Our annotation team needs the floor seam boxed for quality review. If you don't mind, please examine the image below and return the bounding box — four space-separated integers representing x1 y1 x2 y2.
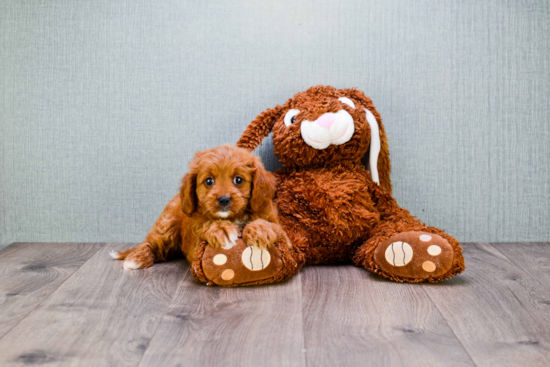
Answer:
135 268 191 367
486 243 547 286
299 272 308 367
421 283 479 367
0 243 104 344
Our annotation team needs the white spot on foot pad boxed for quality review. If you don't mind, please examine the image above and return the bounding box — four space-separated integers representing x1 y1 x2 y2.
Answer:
427 245 442 256
221 269 234 280
422 261 436 272
123 261 140 270
213 254 227 265
242 246 271 271
419 234 432 242
385 242 413 267
109 250 121 259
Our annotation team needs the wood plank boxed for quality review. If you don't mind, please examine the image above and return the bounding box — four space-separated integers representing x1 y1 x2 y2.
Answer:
0 242 102 340
426 243 550 367
495 243 550 288
139 272 306 367
301 265 474 367
0 243 187 367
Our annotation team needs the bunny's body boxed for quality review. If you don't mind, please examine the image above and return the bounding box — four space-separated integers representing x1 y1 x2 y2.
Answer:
237 85 465 283
275 163 379 264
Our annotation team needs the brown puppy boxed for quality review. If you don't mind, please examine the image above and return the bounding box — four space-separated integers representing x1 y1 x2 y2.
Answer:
111 144 286 270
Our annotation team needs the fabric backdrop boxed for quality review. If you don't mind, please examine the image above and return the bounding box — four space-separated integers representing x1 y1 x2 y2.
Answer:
1 0 549 249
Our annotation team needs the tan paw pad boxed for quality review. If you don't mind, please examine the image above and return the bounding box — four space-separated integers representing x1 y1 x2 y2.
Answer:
422 261 436 272
384 242 413 267
221 269 235 280
242 246 271 271
427 245 442 256
213 254 227 265
419 234 432 242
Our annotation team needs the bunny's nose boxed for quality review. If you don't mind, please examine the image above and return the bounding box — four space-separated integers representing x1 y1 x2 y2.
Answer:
316 113 336 129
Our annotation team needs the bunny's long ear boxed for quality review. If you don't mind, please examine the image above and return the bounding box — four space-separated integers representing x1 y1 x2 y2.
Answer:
377 120 392 194
365 108 392 194
347 89 392 193
237 105 284 151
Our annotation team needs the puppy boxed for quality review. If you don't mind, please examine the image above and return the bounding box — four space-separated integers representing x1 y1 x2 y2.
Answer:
111 144 287 270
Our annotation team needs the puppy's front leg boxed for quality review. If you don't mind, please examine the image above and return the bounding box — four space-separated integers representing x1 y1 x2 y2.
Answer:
200 221 240 249
243 219 287 250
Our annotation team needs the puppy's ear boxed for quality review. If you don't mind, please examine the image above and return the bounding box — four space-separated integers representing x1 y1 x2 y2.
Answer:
180 172 198 217
237 105 284 151
249 156 277 215
180 151 206 216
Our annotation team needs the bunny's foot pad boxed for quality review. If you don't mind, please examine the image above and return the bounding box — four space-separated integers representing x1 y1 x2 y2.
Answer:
191 238 305 287
373 231 455 282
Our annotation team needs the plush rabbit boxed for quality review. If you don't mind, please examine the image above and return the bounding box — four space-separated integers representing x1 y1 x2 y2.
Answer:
234 85 465 283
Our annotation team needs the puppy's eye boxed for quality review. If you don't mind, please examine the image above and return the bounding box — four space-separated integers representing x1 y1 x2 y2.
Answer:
233 176 244 185
284 109 300 127
204 177 214 187
338 97 355 108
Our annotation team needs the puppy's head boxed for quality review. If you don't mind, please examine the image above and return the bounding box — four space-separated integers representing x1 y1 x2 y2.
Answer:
180 145 275 220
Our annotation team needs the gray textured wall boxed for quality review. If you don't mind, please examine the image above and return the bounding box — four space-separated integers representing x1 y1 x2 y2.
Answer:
1 0 549 249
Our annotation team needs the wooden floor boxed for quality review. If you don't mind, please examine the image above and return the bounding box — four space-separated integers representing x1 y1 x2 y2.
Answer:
0 243 549 366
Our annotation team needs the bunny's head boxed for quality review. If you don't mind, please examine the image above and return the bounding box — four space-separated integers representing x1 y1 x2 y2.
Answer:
237 85 392 193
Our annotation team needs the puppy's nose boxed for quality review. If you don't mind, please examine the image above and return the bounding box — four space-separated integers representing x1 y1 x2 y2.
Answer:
218 196 231 207
316 113 336 129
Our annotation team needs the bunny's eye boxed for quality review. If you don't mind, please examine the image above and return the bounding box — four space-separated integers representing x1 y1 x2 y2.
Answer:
338 97 355 109
284 109 300 127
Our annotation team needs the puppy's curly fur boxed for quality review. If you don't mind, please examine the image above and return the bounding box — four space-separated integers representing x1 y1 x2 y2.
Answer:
111 145 287 270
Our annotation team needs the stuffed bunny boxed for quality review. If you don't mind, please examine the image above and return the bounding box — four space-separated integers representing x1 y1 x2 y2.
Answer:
235 85 465 283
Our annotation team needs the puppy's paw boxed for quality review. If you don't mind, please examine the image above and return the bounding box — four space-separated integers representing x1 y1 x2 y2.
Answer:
121 244 155 270
243 219 280 250
203 221 239 249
